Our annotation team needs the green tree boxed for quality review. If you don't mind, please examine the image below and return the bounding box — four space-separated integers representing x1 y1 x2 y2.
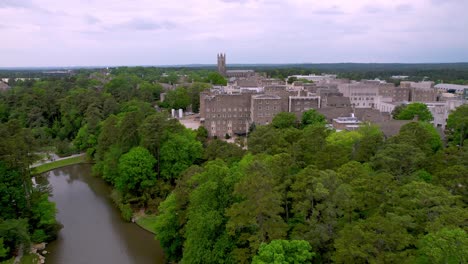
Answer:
0 218 30 258
289 167 349 260
416 228 468 264
391 122 442 154
353 124 384 162
159 131 203 181
205 72 227 85
226 158 288 263
446 104 468 146
371 143 426 179
0 237 8 259
394 103 433 122
116 147 157 198
333 214 414 263
301 109 326 127
203 139 245 165
272 112 297 129
252 240 315 264
163 87 191 110
154 193 182 262
182 161 238 263
433 165 468 202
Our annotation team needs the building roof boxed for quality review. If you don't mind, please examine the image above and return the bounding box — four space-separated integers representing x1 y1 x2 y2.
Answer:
435 83 468 91
374 120 412 138
252 94 281 100
227 70 255 73
0 82 10 91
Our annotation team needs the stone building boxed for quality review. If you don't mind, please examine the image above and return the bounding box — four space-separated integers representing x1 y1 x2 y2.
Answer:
217 53 255 78
217 53 227 76
200 93 252 137
251 94 283 125
289 96 320 118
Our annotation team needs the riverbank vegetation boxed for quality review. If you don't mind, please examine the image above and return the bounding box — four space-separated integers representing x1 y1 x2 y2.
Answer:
31 155 88 175
1 67 468 263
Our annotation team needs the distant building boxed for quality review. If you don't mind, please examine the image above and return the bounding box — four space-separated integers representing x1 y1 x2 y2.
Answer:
217 53 255 78
332 114 361 131
288 74 337 82
217 53 227 76
0 81 10 91
435 83 468 94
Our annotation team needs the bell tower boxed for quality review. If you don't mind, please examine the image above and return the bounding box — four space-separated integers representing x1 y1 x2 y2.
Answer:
217 53 227 76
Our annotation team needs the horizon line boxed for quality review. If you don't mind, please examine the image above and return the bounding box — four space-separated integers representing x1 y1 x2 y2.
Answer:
1 61 468 69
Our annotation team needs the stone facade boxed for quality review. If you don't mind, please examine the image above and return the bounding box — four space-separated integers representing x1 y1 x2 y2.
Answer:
201 93 252 137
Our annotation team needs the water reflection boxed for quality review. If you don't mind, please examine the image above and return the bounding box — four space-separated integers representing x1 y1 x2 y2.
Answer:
45 164 164 264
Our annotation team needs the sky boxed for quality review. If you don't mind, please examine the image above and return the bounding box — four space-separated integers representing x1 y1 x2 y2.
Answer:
1 0 468 67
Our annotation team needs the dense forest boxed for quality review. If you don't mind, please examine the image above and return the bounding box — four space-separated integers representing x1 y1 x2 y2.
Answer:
0 67 467 263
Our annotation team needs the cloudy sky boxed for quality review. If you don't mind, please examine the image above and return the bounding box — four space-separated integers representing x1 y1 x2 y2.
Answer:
1 0 467 66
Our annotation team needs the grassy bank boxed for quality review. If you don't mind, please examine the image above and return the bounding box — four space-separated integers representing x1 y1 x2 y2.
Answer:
136 214 158 234
32 155 88 175
0 254 39 264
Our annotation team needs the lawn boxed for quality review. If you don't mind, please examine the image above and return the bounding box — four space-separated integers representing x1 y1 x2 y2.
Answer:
0 253 39 264
32 155 88 175
20 254 39 264
136 214 158 234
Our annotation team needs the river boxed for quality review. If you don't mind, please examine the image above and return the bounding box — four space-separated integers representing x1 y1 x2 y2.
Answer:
36 164 165 264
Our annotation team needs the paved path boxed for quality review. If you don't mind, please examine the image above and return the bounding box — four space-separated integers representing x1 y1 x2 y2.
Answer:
30 153 86 168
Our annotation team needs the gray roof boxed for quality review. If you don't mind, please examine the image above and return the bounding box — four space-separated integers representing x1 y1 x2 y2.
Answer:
0 82 10 91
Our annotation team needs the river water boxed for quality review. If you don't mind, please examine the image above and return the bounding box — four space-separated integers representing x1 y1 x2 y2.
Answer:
37 164 165 264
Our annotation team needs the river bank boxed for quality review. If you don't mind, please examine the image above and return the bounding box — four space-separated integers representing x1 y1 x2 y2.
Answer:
42 164 164 263
31 154 87 175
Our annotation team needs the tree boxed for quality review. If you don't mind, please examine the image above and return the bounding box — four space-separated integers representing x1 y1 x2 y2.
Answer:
116 147 157 198
182 161 237 263
0 237 8 259
433 165 468 203
163 87 191 110
205 72 227 85
0 163 27 220
394 103 433 122
252 240 315 264
371 143 426 179
203 139 245 165
226 158 288 263
416 228 468 264
333 214 414 263
353 124 384 162
272 112 297 129
391 122 442 154
159 131 203 181
0 218 30 258
446 104 468 146
154 193 182 262
301 109 326 127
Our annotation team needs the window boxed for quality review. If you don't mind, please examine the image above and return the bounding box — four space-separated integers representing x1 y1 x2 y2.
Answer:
266 101 270 104
258 106 262 110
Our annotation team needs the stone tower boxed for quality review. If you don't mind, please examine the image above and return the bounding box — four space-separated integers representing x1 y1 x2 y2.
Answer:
217 53 227 76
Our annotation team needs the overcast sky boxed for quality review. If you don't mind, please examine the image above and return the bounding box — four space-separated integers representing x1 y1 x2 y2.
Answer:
1 0 467 67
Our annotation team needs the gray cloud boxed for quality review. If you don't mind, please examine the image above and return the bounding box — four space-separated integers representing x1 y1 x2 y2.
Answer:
84 15 101 25
0 0 32 8
312 5 345 15
1 0 468 66
395 4 413 12
362 5 384 14
111 18 176 31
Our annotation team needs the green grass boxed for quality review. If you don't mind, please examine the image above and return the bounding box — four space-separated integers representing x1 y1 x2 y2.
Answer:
0 258 14 264
136 214 158 234
0 253 38 264
32 155 87 175
19 254 39 264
